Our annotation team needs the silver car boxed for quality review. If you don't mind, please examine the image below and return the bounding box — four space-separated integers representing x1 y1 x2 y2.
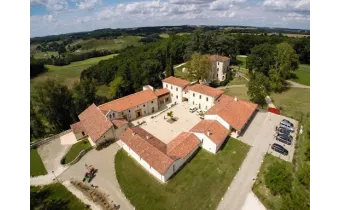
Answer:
280 123 294 132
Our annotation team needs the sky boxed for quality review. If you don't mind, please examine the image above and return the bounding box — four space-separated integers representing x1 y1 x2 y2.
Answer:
30 0 310 37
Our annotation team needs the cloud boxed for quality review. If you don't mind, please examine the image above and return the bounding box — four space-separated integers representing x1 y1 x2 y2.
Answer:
30 0 68 11
169 0 215 4
76 0 101 10
209 0 245 11
263 0 310 13
229 11 236 17
282 12 310 22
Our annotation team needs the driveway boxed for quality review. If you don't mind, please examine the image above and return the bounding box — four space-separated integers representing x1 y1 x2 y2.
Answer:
60 132 78 145
217 111 298 210
58 143 134 210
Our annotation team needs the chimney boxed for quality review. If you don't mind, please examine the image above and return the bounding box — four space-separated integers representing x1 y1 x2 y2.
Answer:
146 135 150 139
132 132 136 136
234 97 238 102
207 130 211 136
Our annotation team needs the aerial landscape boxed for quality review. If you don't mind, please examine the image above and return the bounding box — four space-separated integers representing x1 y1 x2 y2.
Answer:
30 0 310 210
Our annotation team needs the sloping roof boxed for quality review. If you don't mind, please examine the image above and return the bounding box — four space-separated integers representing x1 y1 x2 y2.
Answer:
98 90 158 112
187 84 224 99
167 132 200 159
190 120 230 145
120 127 173 175
111 118 128 129
78 104 113 142
205 95 258 131
70 122 85 134
209 55 230 62
162 76 191 88
131 127 167 153
154 88 170 97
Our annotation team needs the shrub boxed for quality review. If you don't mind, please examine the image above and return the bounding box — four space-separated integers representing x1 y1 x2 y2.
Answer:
264 161 293 195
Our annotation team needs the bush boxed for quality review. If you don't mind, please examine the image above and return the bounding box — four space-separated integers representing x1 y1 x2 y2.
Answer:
264 161 293 195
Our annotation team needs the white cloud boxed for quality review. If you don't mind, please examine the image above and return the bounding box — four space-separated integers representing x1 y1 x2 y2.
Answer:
229 11 236 17
209 0 245 11
263 0 310 12
170 0 215 4
76 0 101 10
282 12 310 22
30 0 68 11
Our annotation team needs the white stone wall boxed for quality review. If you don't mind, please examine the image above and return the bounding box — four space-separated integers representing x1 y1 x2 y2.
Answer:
162 82 184 104
95 127 116 145
192 132 218 154
74 132 86 140
210 60 230 82
188 91 215 111
117 99 159 121
204 115 231 130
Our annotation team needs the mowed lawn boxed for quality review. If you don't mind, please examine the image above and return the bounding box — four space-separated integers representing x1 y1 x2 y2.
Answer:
31 183 85 209
30 149 47 177
224 87 250 101
64 139 92 164
115 138 250 210
291 64 310 86
228 76 248 86
30 54 118 92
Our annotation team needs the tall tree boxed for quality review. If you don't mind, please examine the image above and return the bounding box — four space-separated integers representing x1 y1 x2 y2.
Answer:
247 43 276 76
274 42 299 79
247 72 270 106
72 78 96 115
109 76 124 99
269 68 284 92
30 101 45 140
32 79 75 132
186 53 210 82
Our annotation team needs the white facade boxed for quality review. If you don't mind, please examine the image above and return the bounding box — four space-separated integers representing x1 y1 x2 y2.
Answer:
210 59 230 82
162 82 185 104
204 115 231 130
89 124 128 146
188 91 215 111
192 132 219 153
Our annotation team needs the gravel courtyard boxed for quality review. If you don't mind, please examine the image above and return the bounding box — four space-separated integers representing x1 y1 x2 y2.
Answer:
140 101 201 143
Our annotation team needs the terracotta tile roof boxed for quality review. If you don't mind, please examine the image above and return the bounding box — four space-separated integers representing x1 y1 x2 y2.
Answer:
209 55 230 62
154 88 170 97
70 122 85 134
167 132 200 159
78 104 113 142
187 84 224 99
120 127 173 175
162 76 191 88
98 90 158 112
111 118 128 128
205 95 258 131
190 120 230 145
131 127 167 153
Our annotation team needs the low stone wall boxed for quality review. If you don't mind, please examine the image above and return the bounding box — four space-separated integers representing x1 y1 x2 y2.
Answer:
30 129 71 149
61 147 93 166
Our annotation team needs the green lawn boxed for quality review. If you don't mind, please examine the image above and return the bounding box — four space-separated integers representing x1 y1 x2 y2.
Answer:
33 51 58 59
291 64 310 86
96 85 112 99
30 54 118 93
236 55 247 69
174 67 189 80
224 86 250 101
30 149 47 177
115 138 250 210
159 33 170 38
228 76 248 86
64 139 92 164
270 88 310 119
31 183 86 209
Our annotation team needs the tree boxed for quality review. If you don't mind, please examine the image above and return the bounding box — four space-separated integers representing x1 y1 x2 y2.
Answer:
264 161 293 196
269 68 284 92
32 79 75 133
247 72 270 106
186 53 210 82
72 78 96 115
109 76 124 99
274 42 299 79
247 43 276 76
30 101 45 140
167 111 174 119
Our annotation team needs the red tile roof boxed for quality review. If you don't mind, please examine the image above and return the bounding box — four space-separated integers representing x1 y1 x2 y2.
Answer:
187 84 224 99
111 118 128 128
154 88 170 97
120 127 173 175
78 104 113 143
162 76 191 88
98 90 158 112
130 127 167 153
70 122 85 134
167 132 200 159
209 55 230 62
205 95 258 131
190 120 230 145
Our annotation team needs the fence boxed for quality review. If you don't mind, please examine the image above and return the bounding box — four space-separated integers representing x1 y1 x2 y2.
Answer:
30 129 72 148
268 107 281 115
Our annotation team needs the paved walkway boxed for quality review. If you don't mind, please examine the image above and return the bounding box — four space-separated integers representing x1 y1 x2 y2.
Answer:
265 96 276 108
173 62 186 69
286 80 310 88
241 192 266 210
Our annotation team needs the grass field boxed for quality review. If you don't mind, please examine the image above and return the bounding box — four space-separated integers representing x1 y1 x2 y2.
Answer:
291 64 310 86
30 149 47 177
115 138 250 210
64 139 92 164
31 183 85 209
224 87 250 101
33 51 58 59
270 88 310 119
236 55 247 69
30 54 118 93
159 33 170 38
228 76 248 86
96 85 112 98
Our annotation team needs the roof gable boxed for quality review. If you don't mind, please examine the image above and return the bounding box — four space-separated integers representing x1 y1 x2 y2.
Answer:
190 120 230 145
188 84 224 99
167 132 200 159
162 76 191 88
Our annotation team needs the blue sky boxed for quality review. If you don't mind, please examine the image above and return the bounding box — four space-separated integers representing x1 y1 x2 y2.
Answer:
30 0 310 37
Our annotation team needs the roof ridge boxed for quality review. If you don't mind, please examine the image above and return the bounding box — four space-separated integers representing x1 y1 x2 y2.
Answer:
166 132 192 153
98 89 153 108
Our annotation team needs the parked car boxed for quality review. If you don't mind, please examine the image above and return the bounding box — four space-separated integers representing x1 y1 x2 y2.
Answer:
271 143 289 155
277 131 293 141
277 127 292 135
279 123 294 132
189 107 197 113
276 134 292 145
280 120 294 129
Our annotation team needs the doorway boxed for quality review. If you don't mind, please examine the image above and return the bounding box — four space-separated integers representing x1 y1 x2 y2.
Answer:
135 109 142 118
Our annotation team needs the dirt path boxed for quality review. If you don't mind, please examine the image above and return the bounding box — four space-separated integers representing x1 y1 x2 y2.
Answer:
286 80 310 88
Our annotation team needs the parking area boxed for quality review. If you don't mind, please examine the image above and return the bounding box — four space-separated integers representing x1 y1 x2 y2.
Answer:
138 101 201 144
238 110 298 162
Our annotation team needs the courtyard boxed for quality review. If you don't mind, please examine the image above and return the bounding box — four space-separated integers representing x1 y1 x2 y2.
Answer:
138 101 201 144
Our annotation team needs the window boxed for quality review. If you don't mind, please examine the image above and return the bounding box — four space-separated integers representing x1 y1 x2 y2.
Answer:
217 67 219 71
206 97 208 102
199 95 201 99
173 165 176 172
193 101 194 105
193 93 195 97
176 88 178 91
205 106 207 110
82 132 85 136
222 75 225 80
151 101 154 104
143 104 145 107
176 95 178 99
129 110 131 113
152 107 155 113
166 84 168 88
171 93 173 97
217 74 218 77
171 86 173 90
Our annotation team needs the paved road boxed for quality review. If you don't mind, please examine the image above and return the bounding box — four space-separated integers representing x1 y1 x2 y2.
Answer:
286 80 310 89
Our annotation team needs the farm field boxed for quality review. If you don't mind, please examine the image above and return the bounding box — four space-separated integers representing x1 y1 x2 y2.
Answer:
291 64 310 86
115 138 250 210
30 54 118 93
